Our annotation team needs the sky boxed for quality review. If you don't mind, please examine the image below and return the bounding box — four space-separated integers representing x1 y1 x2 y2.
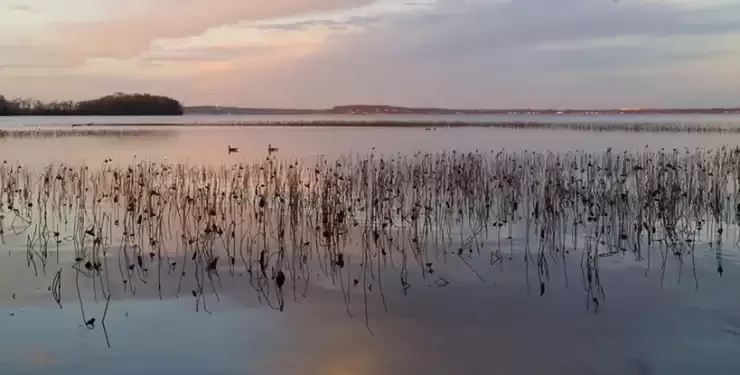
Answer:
1 0 740 109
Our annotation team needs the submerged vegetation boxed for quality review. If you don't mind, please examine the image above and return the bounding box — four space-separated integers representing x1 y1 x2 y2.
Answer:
0 93 183 116
0 127 176 139
60 120 740 133
1 147 739 330
250 120 740 132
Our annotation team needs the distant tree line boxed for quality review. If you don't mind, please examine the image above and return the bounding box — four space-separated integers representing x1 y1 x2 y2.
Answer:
0 93 183 116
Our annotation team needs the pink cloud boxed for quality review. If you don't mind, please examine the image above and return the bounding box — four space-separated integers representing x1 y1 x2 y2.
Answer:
51 0 373 58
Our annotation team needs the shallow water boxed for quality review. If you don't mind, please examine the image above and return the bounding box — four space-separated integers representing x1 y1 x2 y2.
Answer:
2 253 739 375
1 119 740 374
3 123 740 169
3 113 740 128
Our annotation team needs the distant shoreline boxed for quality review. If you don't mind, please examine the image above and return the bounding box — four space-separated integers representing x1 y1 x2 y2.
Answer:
4 93 738 116
3 107 740 117
183 104 740 116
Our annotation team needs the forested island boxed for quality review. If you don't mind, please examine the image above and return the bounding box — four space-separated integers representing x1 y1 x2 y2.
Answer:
0 93 183 116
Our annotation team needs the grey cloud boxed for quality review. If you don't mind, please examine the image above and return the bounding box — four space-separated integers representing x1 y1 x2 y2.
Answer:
195 0 740 108
350 0 740 62
5 0 740 109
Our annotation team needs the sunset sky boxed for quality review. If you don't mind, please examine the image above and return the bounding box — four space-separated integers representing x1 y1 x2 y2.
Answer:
1 0 739 108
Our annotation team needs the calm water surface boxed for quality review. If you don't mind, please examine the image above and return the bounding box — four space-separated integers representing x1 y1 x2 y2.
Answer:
2 113 740 127
3 118 740 167
1 116 739 375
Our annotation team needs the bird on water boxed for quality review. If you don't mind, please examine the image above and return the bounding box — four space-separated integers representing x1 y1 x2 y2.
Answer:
228 145 238 154
268 144 279 154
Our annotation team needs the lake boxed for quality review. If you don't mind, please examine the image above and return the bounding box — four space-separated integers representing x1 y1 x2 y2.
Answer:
1 114 739 375
2 113 740 126
3 114 740 167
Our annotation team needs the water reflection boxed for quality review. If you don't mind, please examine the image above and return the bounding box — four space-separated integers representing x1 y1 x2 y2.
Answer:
3 113 740 128
2 246 740 374
2 127 740 374
3 126 740 168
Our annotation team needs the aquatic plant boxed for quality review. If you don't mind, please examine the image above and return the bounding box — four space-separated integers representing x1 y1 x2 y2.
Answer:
8 120 740 133
2 147 740 331
71 120 740 133
0 127 174 139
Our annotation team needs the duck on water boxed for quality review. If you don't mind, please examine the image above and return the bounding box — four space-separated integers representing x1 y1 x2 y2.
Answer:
228 145 277 155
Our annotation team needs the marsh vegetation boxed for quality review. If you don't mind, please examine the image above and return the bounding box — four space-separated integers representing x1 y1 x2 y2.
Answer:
1 145 739 334
0 127 175 139
17 120 740 132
